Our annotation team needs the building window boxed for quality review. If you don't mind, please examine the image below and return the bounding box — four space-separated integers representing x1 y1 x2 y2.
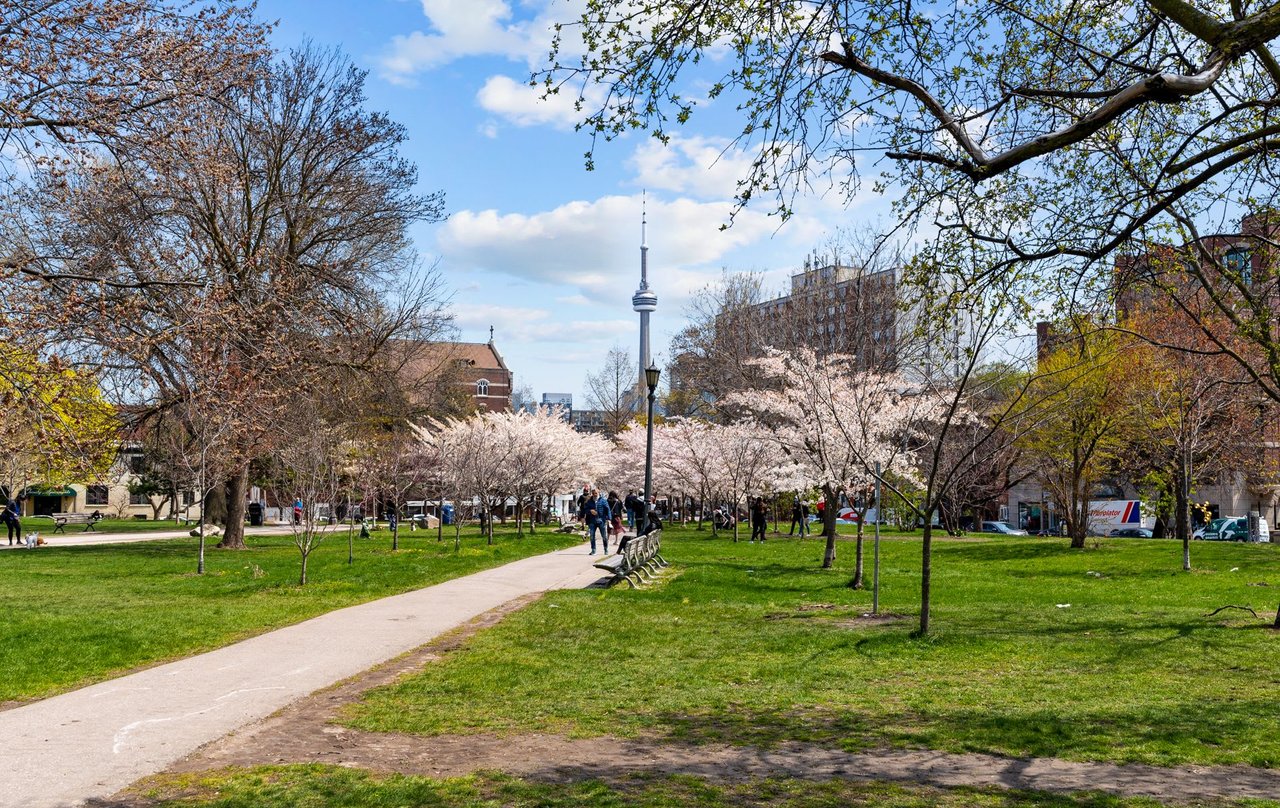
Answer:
129 491 148 506
1224 248 1252 284
476 379 490 396
86 485 109 506
125 453 146 474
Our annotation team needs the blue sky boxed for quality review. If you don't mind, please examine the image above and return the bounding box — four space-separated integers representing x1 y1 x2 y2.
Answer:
258 0 895 402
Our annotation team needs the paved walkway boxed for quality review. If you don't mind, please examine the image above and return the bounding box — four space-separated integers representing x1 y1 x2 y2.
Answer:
0 523 309 550
0 545 603 808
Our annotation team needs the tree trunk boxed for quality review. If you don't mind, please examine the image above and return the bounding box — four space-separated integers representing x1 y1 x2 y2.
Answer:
217 465 249 549
204 484 227 526
822 485 838 569
299 550 308 586
1176 468 1191 572
849 519 865 589
197 523 206 575
1069 485 1087 549
918 520 933 636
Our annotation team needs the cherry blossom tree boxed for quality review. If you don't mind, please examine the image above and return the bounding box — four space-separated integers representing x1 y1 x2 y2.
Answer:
728 348 933 574
703 422 777 542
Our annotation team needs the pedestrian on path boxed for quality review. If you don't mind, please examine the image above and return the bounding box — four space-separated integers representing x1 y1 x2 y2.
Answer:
624 490 641 530
750 496 767 543
586 489 611 555
607 491 624 544
789 498 809 537
2 498 20 546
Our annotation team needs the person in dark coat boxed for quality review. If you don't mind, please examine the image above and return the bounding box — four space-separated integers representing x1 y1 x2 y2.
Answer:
789 499 804 536
750 496 768 543
2 498 20 546
640 502 662 536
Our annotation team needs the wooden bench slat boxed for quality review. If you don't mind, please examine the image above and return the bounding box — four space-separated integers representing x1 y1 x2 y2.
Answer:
49 513 100 534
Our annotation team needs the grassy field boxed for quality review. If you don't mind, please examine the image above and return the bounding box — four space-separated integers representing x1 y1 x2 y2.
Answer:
344 526 1280 768
128 766 1278 808
0 524 577 702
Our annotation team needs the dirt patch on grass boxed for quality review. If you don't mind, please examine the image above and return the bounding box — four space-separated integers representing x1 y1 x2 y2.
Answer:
147 595 1280 806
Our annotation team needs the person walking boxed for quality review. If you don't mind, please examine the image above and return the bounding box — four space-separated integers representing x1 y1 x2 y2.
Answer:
577 485 591 524
789 499 805 536
586 488 611 555
2 498 20 546
607 490 624 545
624 490 640 530
750 496 768 543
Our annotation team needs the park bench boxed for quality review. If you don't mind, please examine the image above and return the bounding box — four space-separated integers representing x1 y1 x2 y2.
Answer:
592 529 668 588
49 513 100 533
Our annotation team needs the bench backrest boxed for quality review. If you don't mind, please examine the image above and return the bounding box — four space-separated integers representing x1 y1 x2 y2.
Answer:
621 529 661 571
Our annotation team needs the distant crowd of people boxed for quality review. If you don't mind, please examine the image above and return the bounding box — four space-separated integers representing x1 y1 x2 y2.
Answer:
572 489 823 552
574 486 660 555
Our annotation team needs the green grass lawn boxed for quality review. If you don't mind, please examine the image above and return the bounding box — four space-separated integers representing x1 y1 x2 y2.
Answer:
0 523 578 702
345 526 1280 768
129 766 1279 808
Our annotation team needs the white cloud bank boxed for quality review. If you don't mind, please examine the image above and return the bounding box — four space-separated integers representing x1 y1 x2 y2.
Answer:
379 0 586 84
476 74 601 130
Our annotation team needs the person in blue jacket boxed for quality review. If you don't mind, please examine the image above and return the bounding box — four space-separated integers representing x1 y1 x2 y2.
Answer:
586 488 611 555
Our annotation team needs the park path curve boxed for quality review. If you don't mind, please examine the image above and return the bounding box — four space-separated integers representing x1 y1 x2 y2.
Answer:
0 544 603 808
0 523 312 550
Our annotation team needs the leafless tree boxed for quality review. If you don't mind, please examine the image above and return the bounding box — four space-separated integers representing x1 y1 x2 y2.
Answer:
584 346 639 436
25 44 450 548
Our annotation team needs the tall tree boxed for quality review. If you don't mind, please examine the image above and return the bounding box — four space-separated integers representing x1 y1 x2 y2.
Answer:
32 45 449 548
1014 327 1137 548
1119 310 1272 568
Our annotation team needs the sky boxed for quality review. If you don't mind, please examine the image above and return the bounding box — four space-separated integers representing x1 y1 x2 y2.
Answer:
257 0 897 402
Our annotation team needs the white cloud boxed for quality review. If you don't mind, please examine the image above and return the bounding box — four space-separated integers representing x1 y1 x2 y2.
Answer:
437 193 800 307
378 0 587 84
452 303 633 345
628 135 759 201
476 75 601 130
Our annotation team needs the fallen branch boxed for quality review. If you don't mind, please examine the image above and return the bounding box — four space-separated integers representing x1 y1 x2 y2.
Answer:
1205 604 1259 618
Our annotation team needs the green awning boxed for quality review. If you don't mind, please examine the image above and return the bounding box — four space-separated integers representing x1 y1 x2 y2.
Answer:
21 486 75 497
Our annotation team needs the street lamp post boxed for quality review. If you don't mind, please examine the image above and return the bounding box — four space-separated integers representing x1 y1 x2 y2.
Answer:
643 364 660 530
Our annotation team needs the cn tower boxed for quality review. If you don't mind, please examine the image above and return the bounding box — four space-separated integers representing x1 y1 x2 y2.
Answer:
631 195 657 390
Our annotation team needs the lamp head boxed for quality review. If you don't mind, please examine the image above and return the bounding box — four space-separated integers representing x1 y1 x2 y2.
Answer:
645 364 660 391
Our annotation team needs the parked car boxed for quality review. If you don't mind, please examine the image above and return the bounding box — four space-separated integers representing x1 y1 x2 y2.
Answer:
1109 527 1154 538
1203 517 1246 541
980 521 1029 536
1203 516 1272 542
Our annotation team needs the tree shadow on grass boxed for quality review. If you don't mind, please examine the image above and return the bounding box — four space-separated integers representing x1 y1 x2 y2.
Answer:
635 695 1280 768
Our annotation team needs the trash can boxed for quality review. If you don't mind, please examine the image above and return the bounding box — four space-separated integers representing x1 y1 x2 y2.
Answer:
442 504 454 526
247 501 264 527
